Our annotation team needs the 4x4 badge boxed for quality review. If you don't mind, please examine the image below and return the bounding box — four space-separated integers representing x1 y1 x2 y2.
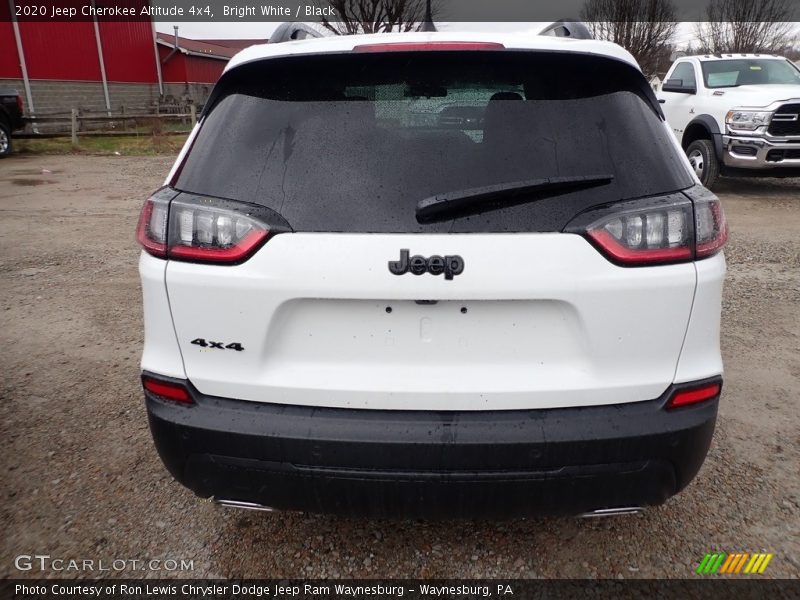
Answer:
388 249 464 280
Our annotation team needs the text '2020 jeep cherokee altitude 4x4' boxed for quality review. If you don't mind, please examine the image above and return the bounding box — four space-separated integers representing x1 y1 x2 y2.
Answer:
137 30 727 518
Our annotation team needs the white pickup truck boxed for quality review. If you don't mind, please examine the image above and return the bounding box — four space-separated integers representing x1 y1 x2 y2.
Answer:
659 54 800 189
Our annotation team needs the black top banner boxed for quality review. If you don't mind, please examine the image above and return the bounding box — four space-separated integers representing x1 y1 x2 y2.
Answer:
5 0 800 22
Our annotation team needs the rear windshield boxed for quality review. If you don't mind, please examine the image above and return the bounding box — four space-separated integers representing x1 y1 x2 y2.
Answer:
175 51 693 233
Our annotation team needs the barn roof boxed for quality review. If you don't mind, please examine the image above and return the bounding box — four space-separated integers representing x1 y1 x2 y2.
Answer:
201 39 269 50
156 33 263 61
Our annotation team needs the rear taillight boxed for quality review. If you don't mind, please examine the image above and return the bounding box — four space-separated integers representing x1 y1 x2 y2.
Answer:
136 195 169 258
566 187 728 266
665 380 722 410
585 205 694 265
167 199 269 264
142 375 193 405
16 95 23 114
136 190 290 265
694 193 728 258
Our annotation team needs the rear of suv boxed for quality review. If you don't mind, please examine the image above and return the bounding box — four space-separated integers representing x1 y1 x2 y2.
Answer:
137 32 727 518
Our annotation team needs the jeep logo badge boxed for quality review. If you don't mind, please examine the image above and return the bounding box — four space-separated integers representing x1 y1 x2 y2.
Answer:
388 249 464 280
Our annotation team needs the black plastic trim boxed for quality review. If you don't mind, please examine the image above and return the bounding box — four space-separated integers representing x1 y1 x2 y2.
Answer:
143 372 721 518
720 166 800 178
684 115 724 160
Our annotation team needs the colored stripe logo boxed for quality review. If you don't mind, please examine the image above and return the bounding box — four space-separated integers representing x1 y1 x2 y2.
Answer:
697 552 773 574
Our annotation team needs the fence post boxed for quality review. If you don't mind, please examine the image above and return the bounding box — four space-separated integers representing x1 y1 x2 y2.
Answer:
70 109 79 146
190 104 197 127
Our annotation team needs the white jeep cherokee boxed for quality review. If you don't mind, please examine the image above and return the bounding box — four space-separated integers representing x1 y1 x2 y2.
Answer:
659 54 800 189
137 29 727 518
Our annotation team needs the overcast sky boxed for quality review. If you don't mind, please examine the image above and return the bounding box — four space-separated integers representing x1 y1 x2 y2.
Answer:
155 21 701 48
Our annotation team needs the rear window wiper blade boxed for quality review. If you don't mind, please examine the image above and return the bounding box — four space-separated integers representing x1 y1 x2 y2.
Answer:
415 175 614 223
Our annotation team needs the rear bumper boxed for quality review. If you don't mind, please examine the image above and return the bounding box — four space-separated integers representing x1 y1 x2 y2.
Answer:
145 376 720 518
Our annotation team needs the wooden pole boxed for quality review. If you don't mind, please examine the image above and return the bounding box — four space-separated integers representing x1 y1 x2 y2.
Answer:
70 109 79 146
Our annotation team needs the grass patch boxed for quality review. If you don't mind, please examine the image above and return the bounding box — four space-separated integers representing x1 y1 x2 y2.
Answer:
14 133 189 156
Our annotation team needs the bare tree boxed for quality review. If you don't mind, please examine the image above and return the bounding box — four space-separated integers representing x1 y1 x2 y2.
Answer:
695 0 796 54
318 0 439 35
581 0 679 77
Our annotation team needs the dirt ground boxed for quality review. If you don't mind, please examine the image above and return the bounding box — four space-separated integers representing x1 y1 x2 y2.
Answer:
0 155 798 579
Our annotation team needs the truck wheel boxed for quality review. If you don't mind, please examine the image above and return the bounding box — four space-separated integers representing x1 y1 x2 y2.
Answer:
0 122 11 157
686 139 719 189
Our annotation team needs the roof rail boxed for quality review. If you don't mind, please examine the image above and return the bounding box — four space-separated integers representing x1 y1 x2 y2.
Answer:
539 20 593 40
268 22 324 44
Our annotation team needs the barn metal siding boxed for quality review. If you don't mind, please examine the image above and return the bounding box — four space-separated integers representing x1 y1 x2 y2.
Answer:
0 23 23 79
158 45 187 84
184 56 226 84
158 46 226 85
0 5 156 84
99 21 158 83
18 21 102 81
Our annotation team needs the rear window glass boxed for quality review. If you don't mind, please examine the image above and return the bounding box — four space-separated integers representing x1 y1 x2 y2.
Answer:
175 51 693 233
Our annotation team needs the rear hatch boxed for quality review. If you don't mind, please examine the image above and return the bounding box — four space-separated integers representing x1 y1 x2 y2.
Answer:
162 48 698 410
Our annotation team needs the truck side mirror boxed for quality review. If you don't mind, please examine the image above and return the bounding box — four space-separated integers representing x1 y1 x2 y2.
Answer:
662 78 697 94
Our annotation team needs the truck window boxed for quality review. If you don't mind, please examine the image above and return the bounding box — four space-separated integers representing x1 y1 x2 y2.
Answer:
671 62 696 87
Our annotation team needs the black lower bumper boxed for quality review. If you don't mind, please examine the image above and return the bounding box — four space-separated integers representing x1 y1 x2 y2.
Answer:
145 377 720 518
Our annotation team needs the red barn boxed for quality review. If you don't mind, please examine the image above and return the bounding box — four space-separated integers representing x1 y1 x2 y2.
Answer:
0 1 264 118
156 33 256 88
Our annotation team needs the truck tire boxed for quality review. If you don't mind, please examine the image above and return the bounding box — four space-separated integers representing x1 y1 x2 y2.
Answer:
0 121 11 157
686 139 719 190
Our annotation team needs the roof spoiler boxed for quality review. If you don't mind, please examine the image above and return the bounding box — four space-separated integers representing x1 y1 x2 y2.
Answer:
539 20 593 40
268 22 324 44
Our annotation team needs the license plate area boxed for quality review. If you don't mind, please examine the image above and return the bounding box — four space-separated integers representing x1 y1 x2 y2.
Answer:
263 299 586 366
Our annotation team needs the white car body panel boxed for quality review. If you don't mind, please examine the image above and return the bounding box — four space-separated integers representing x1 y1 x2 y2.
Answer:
139 252 186 379
226 31 640 73
155 233 701 411
138 31 725 414
673 252 726 384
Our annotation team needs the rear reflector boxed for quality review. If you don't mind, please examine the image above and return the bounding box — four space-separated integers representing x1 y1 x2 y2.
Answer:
666 382 721 410
354 42 505 53
142 376 193 405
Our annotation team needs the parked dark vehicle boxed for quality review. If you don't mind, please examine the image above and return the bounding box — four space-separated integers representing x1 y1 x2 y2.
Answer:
0 88 25 157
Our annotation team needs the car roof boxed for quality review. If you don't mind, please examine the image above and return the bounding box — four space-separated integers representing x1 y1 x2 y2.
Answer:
225 30 639 73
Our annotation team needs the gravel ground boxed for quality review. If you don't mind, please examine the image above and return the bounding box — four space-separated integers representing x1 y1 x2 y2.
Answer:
0 155 798 579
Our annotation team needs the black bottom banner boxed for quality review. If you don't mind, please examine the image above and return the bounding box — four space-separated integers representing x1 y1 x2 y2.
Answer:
2 580 800 600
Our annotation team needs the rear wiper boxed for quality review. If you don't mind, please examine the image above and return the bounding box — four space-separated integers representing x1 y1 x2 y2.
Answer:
415 175 614 223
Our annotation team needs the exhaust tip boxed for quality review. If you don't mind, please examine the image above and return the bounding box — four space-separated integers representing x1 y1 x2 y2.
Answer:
213 498 277 512
579 507 642 518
